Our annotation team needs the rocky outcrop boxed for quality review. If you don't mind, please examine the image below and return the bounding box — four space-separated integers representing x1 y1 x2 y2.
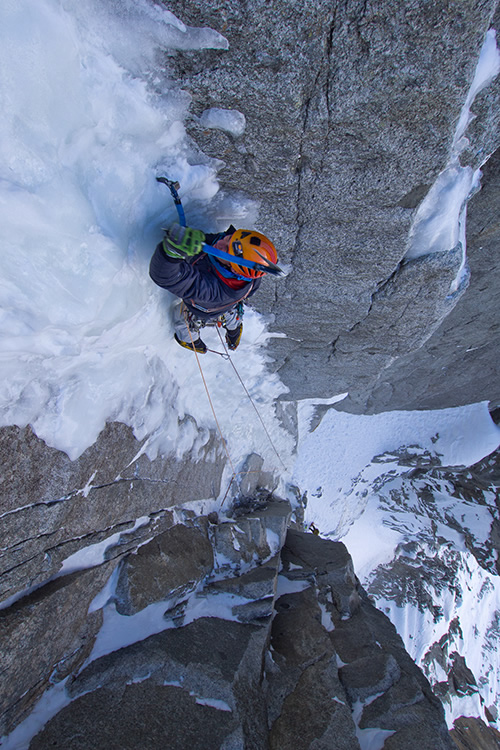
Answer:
163 0 499 411
271 530 454 750
7 499 453 750
0 421 226 737
25 498 291 750
356 143 500 414
450 716 500 750
0 423 224 604
2 419 490 749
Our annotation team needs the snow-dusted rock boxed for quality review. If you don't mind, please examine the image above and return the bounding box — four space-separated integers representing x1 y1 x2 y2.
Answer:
31 617 267 750
269 530 455 749
115 520 214 615
267 585 360 750
0 423 224 602
207 555 279 602
364 144 500 414
0 422 225 736
282 526 361 620
6 516 454 749
238 452 277 498
212 499 291 570
0 563 111 738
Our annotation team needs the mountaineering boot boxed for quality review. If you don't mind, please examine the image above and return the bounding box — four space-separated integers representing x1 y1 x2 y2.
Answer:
225 323 243 351
174 333 207 354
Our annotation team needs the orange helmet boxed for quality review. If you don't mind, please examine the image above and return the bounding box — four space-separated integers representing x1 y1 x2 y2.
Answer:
226 229 278 279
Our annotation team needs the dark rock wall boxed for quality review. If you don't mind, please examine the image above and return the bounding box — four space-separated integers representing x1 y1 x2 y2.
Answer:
272 530 455 749
26 526 455 750
352 144 500 413
0 423 224 736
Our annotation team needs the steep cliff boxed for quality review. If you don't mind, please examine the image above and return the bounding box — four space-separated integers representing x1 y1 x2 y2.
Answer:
1 492 457 750
1 1 500 748
166 0 500 411
356 144 500 413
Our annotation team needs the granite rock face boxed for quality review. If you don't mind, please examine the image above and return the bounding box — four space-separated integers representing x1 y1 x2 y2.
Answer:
353 142 500 414
450 716 500 750
272 530 455 750
24 521 453 750
2 2 500 747
0 422 225 737
163 0 499 411
0 423 224 603
0 564 110 739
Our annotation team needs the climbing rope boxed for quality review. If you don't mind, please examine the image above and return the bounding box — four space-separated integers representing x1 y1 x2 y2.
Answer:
183 315 253 507
216 327 287 471
183 312 287 508
184 318 238 481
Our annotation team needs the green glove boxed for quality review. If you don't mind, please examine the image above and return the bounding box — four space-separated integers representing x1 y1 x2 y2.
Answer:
162 223 205 260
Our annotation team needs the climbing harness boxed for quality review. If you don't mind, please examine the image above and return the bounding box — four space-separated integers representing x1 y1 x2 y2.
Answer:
177 303 230 358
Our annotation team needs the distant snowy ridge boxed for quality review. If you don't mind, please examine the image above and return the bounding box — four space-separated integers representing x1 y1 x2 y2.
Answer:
295 401 500 729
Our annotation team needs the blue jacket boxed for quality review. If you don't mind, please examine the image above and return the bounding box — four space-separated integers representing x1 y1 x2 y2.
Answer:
149 231 261 321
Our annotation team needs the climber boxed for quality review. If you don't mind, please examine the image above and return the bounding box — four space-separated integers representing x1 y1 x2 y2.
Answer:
149 223 279 353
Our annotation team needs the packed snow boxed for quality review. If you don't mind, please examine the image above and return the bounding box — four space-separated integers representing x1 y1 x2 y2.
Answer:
1 0 500 746
0 0 291 479
353 697 395 750
294 401 500 536
198 108 247 136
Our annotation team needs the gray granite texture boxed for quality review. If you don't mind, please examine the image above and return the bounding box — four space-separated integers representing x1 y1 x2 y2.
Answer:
162 0 499 411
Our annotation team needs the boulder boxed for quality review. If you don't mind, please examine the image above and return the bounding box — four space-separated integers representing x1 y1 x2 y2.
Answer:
212 499 291 570
114 520 214 615
31 617 270 750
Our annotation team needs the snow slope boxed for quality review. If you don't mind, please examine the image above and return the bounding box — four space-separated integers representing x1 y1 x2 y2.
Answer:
0 0 291 479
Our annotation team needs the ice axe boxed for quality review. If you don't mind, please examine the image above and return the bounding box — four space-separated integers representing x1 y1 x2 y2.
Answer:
156 176 283 276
